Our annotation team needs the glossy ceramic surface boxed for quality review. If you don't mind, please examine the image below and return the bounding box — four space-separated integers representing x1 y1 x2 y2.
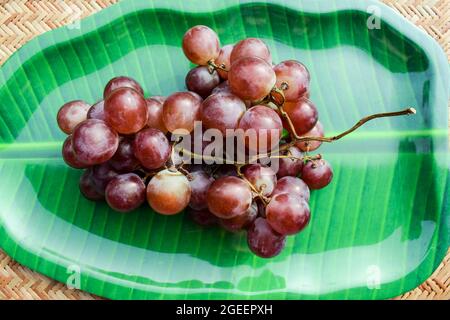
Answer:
0 0 448 299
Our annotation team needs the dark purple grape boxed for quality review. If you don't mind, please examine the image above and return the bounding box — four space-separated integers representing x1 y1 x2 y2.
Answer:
189 169 215 210
242 164 277 197
276 145 304 178
220 201 258 233
271 176 310 201
62 136 88 169
103 76 144 98
266 193 310 235
188 207 218 227
105 173 146 212
79 169 104 201
185 66 220 99
109 138 140 173
247 217 286 258
301 159 333 190
91 162 119 195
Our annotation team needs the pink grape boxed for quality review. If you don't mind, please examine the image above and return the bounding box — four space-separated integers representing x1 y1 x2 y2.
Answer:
163 92 202 133
207 176 252 219
274 60 310 101
147 169 191 215
247 217 286 258
266 193 311 235
103 76 144 98
301 159 333 190
229 56 276 101
105 173 146 212
230 38 272 64
72 119 119 166
182 25 220 65
104 87 148 134
242 164 277 197
57 100 90 134
201 92 247 136
133 128 171 170
79 169 104 201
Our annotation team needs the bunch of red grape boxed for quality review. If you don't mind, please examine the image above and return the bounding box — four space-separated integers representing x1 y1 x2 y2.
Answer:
57 25 333 258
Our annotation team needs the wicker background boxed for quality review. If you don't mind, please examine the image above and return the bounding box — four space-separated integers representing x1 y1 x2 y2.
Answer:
0 0 448 300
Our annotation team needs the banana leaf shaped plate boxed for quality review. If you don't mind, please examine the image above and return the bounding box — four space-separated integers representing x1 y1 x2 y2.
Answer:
0 0 448 300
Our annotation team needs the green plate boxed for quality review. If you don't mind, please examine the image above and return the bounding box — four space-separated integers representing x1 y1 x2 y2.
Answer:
0 0 448 300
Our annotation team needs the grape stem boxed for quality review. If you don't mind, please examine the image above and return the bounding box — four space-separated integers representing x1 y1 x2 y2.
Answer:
207 60 228 74
235 164 270 205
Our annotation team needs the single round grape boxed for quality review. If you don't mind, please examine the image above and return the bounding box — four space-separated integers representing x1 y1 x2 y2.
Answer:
229 57 276 101
247 217 286 258
109 138 140 173
104 87 148 134
103 76 144 99
57 100 90 134
271 176 310 201
182 25 220 65
188 208 218 227
150 96 166 104
266 193 311 235
185 66 220 99
79 169 104 201
301 159 333 190
145 98 167 133
277 145 304 178
133 128 171 170
91 162 119 195
220 201 258 233
105 173 146 212
189 169 215 210
72 119 119 166
295 121 324 152
201 92 246 136
274 60 310 101
242 164 277 197
211 81 231 94
163 92 202 133
215 44 234 79
62 135 88 169
207 176 252 219
283 98 318 135
147 169 191 215
230 38 272 65
87 100 106 121
238 105 283 152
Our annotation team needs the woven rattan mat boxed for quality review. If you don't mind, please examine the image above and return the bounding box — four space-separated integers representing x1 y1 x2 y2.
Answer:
0 0 449 300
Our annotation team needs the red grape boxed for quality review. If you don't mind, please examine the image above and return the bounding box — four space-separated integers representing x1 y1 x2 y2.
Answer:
301 159 333 190
215 44 233 79
109 138 140 173
72 119 119 166
147 169 191 215
62 135 88 169
185 66 220 98
163 92 202 133
104 87 148 134
247 217 286 258
87 100 106 121
103 76 144 98
220 201 257 232
91 162 119 195
238 105 283 152
230 38 272 64
266 193 310 235
201 92 246 136
274 60 310 101
242 164 277 197
79 169 104 201
145 98 167 133
133 128 171 170
57 100 90 134
207 176 252 219
189 169 215 210
229 57 276 101
271 176 310 201
211 81 232 95
182 25 220 65
277 145 304 178
188 208 218 227
295 121 324 152
105 173 146 212
283 98 318 135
